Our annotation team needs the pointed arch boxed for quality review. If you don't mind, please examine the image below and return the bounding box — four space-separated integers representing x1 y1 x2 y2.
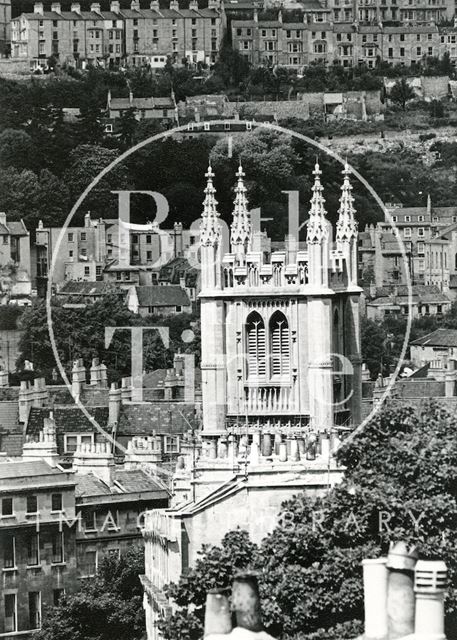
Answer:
269 311 290 377
246 311 266 378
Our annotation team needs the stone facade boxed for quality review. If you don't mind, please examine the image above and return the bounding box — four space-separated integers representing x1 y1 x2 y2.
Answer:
0 460 78 639
33 215 198 295
232 18 457 68
141 161 363 640
10 0 222 69
358 198 457 290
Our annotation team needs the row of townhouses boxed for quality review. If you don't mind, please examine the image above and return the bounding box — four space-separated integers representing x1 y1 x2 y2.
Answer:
10 0 223 68
231 18 457 68
0 354 200 638
8 0 457 69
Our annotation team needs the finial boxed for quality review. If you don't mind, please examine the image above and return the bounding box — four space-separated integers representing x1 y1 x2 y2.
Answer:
307 161 328 244
231 163 251 253
336 160 357 246
200 163 221 247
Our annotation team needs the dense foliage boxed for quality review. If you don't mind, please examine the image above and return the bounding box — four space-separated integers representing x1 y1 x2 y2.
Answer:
17 295 200 383
159 401 457 639
34 546 146 640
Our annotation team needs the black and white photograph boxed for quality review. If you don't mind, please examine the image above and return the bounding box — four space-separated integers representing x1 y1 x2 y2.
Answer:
0 4 456 639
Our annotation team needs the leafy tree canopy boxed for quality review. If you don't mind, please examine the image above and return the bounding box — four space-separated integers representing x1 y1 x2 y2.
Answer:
35 546 146 640
159 402 457 640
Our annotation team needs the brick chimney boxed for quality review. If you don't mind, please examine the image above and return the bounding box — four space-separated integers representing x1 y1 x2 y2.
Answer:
189 0 198 9
71 2 81 12
90 2 101 13
73 441 114 486
33 2 44 14
22 415 59 467
51 2 61 13
150 0 159 9
110 0 121 12
131 0 140 9
170 0 179 9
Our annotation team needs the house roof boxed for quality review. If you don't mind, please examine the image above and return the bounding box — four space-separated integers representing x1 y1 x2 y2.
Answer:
0 459 75 491
135 285 190 307
0 401 22 457
27 406 109 437
57 281 123 296
109 97 174 110
410 328 457 348
118 402 197 435
75 469 168 498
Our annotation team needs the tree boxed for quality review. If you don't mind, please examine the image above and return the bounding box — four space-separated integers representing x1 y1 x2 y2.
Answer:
0 128 35 170
160 401 457 639
35 546 145 640
389 78 416 110
118 107 138 149
64 144 132 222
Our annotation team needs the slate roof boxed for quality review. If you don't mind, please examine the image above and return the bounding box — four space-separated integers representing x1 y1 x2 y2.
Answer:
27 406 109 437
57 281 123 296
0 460 76 491
114 468 166 493
410 328 457 348
135 285 190 307
0 401 23 457
110 97 174 110
365 284 451 305
75 469 168 498
118 402 197 435
75 473 112 498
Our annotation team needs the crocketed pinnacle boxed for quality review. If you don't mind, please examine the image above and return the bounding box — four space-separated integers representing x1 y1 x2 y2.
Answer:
200 165 221 247
336 161 358 245
307 161 329 244
230 164 251 250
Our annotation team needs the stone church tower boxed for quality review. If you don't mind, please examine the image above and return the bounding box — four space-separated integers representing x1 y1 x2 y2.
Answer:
141 161 364 640
199 160 362 444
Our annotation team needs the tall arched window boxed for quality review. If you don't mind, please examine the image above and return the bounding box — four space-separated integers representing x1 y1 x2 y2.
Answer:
246 312 266 378
270 311 290 377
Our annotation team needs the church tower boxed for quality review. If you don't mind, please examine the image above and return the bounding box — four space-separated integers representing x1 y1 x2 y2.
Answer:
200 166 227 434
199 160 362 443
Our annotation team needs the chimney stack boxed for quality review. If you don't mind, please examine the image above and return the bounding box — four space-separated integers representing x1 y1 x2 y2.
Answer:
51 2 61 13
90 2 101 13
108 383 121 425
33 2 44 14
73 441 115 486
71 2 81 12
22 415 59 467
72 359 86 399
110 0 121 12
90 358 108 388
414 560 447 640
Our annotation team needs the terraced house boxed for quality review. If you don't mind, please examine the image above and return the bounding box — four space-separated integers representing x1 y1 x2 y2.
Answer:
10 0 223 69
231 14 457 68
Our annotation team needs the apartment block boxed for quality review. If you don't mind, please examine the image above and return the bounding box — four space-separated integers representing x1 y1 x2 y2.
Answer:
358 197 457 289
0 460 78 638
231 16 457 68
33 215 199 295
10 0 223 69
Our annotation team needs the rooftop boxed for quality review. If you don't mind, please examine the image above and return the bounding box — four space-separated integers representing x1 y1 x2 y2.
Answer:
410 328 457 348
134 285 191 307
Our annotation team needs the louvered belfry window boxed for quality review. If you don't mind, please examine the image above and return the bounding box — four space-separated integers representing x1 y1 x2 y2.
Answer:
246 312 266 378
270 312 290 376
